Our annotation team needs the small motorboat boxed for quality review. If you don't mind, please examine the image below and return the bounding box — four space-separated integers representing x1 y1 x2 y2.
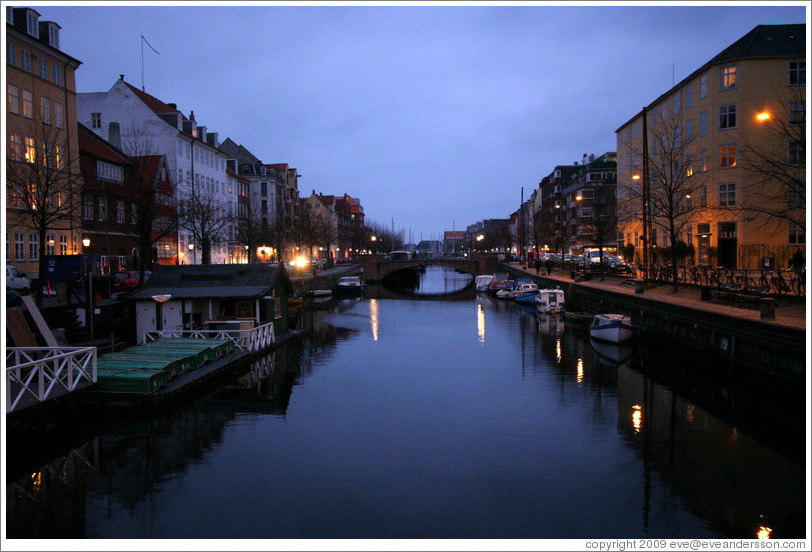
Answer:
589 314 634 343
475 275 494 293
493 280 516 299
534 287 566 313
511 279 539 301
336 276 364 294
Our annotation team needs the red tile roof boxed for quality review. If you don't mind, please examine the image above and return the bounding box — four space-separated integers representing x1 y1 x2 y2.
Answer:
122 80 185 118
78 123 131 165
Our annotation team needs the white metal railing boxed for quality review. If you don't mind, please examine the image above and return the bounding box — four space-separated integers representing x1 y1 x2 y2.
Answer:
144 321 276 352
6 347 97 413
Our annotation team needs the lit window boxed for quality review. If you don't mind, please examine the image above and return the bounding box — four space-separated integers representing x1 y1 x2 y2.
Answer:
24 136 36 163
22 89 33 118
719 144 736 168
719 64 737 90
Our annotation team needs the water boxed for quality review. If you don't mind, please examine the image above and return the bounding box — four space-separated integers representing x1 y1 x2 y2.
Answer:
5 268 806 540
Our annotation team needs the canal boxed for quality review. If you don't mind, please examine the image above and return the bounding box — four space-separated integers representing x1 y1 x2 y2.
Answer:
5 267 806 539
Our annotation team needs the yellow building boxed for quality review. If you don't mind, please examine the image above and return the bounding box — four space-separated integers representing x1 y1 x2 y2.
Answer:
615 24 805 271
6 7 83 281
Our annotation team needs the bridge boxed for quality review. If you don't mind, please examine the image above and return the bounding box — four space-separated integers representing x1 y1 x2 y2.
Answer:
357 253 502 283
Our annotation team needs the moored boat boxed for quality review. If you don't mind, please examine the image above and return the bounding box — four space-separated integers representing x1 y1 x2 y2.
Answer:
336 275 364 294
564 311 593 326
534 287 566 313
475 274 494 293
589 314 634 343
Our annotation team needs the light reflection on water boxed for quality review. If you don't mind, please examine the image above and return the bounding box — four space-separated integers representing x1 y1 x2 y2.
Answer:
5 269 806 539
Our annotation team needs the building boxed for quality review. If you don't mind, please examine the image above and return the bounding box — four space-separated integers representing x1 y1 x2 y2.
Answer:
615 24 806 270
78 123 176 271
534 165 579 257
561 152 618 255
6 6 83 281
78 76 233 264
444 231 465 255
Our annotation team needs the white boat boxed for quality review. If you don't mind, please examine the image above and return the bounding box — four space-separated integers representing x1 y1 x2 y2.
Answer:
336 276 364 293
589 314 634 343
495 280 517 299
475 274 494 292
534 288 566 313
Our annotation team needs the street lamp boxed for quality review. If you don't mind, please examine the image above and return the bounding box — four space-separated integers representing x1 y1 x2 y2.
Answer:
188 242 195 264
82 237 90 249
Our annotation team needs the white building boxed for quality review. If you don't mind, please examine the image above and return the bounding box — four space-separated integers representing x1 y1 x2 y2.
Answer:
78 76 235 264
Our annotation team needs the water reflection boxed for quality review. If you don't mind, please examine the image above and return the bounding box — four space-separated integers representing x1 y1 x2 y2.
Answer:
4 268 805 539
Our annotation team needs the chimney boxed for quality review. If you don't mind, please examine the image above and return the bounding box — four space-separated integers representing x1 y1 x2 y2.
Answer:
108 122 121 149
167 103 177 110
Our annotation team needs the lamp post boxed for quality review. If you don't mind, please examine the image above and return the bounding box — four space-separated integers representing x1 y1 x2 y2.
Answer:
188 242 195 265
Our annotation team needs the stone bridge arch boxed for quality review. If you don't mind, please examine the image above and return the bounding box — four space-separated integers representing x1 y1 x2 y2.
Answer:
358 253 502 283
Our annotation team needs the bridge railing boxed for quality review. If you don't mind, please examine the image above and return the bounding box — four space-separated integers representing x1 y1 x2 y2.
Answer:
6 347 97 413
144 321 276 352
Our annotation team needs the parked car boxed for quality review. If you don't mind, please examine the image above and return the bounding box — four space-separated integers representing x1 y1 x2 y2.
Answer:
335 257 353 264
602 256 633 275
112 270 151 294
6 266 31 294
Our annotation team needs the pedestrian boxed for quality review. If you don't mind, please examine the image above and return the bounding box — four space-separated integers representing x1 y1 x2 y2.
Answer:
535 258 541 274
545 258 554 275
791 248 804 271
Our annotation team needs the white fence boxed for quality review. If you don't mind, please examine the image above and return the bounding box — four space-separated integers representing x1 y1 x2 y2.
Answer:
144 321 276 352
6 347 97 413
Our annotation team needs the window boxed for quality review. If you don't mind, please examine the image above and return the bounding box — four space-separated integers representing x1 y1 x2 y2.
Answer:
719 104 736 129
652 137 658 157
26 11 39 36
97 161 124 182
651 108 657 128
98 197 107 221
719 144 736 168
7 83 19 114
686 119 693 142
788 141 804 166
700 110 707 136
59 235 67 255
46 234 55 256
39 58 47 78
673 92 679 115
261 182 268 196
15 233 25 261
686 225 693 247
49 25 60 50
117 200 125 223
40 96 50 124
22 89 33 118
700 187 707 208
700 74 707 98
633 121 638 140
719 64 736 90
699 149 708 172
685 83 692 108
788 222 804 246
789 61 805 85
83 196 93 220
789 101 805 126
28 233 38 261
662 102 667 121
54 144 64 169
54 102 63 128
24 136 36 163
91 112 101 129
718 183 737 207
21 49 30 72
9 132 22 160
7 42 16 65
131 203 137 224
52 65 61 86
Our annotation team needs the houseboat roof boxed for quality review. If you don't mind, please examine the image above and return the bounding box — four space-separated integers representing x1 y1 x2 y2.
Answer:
129 263 293 301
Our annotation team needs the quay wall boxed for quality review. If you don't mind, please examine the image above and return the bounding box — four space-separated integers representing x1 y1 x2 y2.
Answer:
289 265 364 297
502 266 806 392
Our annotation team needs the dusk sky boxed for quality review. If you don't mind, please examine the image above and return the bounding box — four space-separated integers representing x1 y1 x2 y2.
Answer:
41 2 807 243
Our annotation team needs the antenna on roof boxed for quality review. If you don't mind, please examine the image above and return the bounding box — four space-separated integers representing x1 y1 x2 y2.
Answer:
140 35 160 92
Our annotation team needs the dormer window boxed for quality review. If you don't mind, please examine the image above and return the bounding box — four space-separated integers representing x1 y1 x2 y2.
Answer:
48 23 60 49
26 10 39 37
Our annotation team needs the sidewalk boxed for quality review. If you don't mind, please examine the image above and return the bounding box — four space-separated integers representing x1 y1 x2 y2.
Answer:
505 262 808 331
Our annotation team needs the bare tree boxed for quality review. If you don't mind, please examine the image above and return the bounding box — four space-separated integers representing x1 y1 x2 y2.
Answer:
178 180 232 265
313 212 338 261
6 116 82 305
628 112 711 290
580 188 618 277
119 125 178 282
736 82 806 234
